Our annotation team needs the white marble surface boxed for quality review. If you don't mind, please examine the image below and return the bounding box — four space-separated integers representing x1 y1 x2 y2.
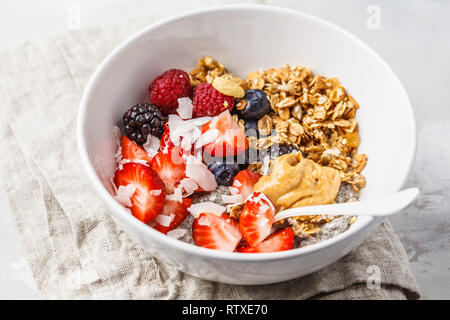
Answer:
0 0 449 299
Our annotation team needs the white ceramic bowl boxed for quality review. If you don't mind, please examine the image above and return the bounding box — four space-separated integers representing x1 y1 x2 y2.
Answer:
77 5 416 284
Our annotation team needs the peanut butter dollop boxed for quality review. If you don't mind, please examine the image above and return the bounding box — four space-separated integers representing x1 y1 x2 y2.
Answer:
254 152 341 209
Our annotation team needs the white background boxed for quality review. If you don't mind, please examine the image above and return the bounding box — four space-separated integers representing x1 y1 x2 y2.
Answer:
0 0 449 299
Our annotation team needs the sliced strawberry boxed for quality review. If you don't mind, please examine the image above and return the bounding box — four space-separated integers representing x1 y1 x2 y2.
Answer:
192 213 242 252
159 121 174 151
151 146 187 194
121 135 152 164
201 110 248 157
239 192 276 247
232 169 262 200
153 198 192 234
114 162 165 223
237 228 294 253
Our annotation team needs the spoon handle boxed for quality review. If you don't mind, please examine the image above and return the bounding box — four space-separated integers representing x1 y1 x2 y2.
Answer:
273 188 419 222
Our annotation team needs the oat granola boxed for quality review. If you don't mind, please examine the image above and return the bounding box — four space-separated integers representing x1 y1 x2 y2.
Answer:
189 56 366 240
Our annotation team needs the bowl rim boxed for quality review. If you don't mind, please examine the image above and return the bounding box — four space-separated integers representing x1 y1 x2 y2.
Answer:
77 4 416 262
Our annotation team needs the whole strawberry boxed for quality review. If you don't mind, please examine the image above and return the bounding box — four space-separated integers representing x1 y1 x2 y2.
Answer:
149 69 192 116
192 83 235 117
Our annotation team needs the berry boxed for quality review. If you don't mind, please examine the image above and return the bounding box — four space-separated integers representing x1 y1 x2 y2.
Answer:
151 146 187 194
208 162 240 186
192 83 235 117
120 136 152 164
149 69 192 116
123 103 165 144
114 162 165 223
153 198 192 234
232 169 261 200
192 213 242 252
159 121 174 151
260 144 302 160
237 228 294 253
239 192 276 247
244 119 258 137
236 89 271 120
201 110 248 157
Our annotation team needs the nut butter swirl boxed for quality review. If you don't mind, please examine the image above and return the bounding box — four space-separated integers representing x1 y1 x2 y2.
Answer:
254 152 341 209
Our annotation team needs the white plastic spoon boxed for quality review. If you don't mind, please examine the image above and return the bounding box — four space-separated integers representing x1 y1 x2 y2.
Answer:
273 188 420 222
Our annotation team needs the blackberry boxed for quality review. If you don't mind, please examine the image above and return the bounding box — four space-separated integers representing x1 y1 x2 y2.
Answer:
122 103 165 145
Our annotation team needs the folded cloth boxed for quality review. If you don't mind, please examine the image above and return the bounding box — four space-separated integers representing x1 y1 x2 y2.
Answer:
0 3 420 300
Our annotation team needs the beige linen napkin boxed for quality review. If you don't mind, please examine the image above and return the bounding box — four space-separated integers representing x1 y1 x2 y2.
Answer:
0 2 420 300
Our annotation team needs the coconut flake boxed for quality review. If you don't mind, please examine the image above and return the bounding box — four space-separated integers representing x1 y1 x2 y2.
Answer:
221 194 243 204
177 97 194 119
233 180 242 187
143 134 160 157
229 187 240 195
179 178 198 195
187 202 225 218
166 186 184 203
181 132 194 152
149 189 162 196
119 158 149 167
195 129 219 148
185 155 217 191
191 116 213 126
248 192 276 213
197 215 211 226
155 213 175 227
114 184 136 207
167 228 187 239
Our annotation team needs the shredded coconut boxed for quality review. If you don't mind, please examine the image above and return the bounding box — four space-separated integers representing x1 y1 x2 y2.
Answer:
167 228 187 239
143 134 160 157
114 184 136 207
185 155 217 191
177 97 194 119
195 129 219 148
155 213 175 227
197 215 211 226
221 194 243 204
149 189 162 196
187 202 226 218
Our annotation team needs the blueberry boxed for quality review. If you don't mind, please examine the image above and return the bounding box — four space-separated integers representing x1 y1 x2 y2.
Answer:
237 89 271 120
261 144 304 160
244 119 258 137
208 162 240 186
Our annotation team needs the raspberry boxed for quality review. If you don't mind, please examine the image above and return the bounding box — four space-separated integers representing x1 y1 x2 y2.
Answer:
149 69 192 116
192 83 235 117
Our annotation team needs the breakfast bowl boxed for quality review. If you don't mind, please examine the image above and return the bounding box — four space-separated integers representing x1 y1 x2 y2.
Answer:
77 5 416 284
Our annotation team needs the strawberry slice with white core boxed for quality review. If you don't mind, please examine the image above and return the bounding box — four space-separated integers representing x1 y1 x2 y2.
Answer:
153 198 192 234
121 135 152 164
239 192 276 247
201 110 248 157
237 228 294 253
192 213 242 252
151 146 187 194
114 162 165 223
232 169 262 200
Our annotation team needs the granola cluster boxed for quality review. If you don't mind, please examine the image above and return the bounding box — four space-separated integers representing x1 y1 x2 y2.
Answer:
189 56 366 238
